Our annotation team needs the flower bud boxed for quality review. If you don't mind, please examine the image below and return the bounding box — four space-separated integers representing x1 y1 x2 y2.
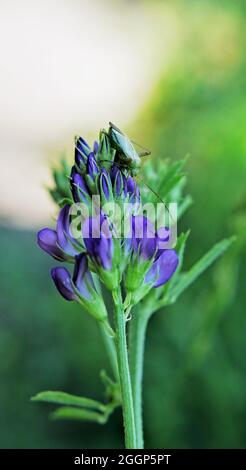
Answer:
98 168 114 206
70 166 91 205
114 170 124 198
37 228 68 261
73 254 108 321
86 152 99 193
51 267 77 301
75 136 91 172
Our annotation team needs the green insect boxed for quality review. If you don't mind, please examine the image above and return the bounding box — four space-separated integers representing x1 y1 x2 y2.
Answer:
103 122 151 177
100 122 174 221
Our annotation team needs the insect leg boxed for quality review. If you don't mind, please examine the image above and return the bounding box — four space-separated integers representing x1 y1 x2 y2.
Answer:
130 139 151 157
139 151 151 158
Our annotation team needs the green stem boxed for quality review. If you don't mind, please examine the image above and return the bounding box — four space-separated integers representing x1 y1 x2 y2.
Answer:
99 322 119 383
129 308 151 449
113 289 137 449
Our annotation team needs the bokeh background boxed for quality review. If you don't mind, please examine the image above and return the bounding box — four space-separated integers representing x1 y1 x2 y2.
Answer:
1 0 246 448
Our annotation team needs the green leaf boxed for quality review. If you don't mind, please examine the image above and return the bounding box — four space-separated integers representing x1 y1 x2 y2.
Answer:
178 195 193 219
158 159 187 198
31 391 105 412
168 237 236 303
175 230 191 272
50 407 107 424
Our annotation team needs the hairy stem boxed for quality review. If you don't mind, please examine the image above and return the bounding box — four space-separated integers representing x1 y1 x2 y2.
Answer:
113 289 136 449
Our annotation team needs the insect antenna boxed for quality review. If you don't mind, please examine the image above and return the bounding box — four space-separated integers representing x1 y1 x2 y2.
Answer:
136 174 174 223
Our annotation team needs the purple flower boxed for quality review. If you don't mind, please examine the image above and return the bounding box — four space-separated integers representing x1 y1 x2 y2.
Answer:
125 215 178 297
145 249 179 288
82 215 113 270
56 204 81 257
127 176 140 203
37 204 82 261
37 228 67 261
51 267 76 301
130 215 156 260
50 254 108 321
73 253 95 300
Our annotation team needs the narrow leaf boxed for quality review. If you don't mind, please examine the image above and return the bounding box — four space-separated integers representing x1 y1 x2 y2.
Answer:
31 391 105 412
178 195 193 219
50 406 106 424
175 230 190 272
168 237 235 303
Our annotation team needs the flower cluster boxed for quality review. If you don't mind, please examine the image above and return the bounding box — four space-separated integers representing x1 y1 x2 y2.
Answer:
37 130 178 320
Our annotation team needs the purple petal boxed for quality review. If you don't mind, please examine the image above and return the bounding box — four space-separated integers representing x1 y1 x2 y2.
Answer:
110 164 119 183
73 254 95 300
145 249 179 287
93 141 99 154
114 170 123 197
127 176 135 195
87 152 99 178
140 236 157 260
100 169 111 200
131 216 156 258
157 226 170 241
127 176 140 202
132 215 155 240
70 166 90 203
37 228 66 261
82 215 101 255
94 236 113 270
51 267 76 301
82 215 113 270
156 226 170 258
56 205 79 256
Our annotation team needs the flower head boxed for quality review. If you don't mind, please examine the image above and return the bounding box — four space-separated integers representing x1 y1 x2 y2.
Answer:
37 128 178 317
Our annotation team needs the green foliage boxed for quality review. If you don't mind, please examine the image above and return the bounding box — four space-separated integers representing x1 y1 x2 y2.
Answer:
48 158 73 207
51 407 107 423
31 391 106 412
165 236 236 305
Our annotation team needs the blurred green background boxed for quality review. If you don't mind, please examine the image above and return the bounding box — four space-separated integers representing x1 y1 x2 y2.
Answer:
1 0 246 448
